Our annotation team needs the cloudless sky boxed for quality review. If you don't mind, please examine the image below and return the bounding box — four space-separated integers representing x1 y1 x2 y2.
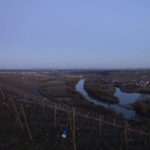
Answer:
0 0 150 69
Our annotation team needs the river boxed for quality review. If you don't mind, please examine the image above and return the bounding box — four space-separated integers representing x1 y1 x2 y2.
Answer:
75 79 150 120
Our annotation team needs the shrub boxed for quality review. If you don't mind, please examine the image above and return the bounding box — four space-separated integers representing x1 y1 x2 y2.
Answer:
133 99 150 116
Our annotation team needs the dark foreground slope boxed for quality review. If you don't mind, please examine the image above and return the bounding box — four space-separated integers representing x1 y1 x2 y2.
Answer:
0 71 150 150
0 89 150 150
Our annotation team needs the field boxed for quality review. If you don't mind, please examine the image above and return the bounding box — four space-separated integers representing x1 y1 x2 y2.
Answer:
0 70 150 150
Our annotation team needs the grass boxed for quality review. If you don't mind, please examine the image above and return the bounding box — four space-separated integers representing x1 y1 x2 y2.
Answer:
133 98 150 117
137 87 150 94
0 71 150 149
84 79 119 104
0 88 150 150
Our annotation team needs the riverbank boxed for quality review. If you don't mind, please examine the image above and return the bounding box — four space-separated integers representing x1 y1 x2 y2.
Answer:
132 99 150 117
39 77 122 117
114 83 150 94
76 78 150 123
119 104 134 110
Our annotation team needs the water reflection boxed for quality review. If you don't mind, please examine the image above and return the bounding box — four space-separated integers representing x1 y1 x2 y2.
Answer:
75 79 149 120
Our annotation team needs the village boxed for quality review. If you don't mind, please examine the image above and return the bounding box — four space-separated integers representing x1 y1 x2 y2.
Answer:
112 79 150 88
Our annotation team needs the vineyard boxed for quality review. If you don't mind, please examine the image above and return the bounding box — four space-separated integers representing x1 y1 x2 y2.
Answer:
0 88 150 150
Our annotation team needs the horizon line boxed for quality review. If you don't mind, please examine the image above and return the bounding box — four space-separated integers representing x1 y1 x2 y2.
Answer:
0 67 150 71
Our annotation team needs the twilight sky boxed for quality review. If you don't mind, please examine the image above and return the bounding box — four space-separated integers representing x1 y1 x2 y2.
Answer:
0 0 150 69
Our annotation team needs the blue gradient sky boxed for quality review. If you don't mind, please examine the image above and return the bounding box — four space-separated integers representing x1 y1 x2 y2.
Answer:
0 0 150 69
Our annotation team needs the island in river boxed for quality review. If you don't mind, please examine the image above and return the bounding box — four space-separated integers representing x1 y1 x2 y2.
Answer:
84 78 119 104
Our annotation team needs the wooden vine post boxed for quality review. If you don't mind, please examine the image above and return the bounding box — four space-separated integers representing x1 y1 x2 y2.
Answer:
0 89 3 103
34 97 38 128
99 116 102 137
72 107 76 150
124 121 128 150
20 104 33 142
54 103 57 128
9 96 24 130
0 89 5 100
123 120 128 150
42 99 46 128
